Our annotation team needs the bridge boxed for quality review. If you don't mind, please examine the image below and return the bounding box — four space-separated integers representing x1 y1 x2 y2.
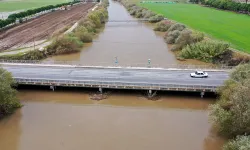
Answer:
0 60 231 97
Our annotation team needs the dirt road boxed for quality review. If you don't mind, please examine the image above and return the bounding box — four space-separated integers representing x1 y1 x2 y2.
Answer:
0 3 95 51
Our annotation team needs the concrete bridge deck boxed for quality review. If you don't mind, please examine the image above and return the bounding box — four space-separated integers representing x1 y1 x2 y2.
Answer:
1 63 230 93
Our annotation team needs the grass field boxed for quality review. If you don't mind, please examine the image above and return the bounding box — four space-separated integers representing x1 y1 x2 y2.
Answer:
140 3 250 53
0 0 70 12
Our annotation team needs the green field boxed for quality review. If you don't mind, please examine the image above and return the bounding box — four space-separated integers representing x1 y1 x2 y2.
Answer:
0 0 71 11
140 3 250 53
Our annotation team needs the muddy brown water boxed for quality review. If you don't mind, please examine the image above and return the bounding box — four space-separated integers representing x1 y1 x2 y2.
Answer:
0 1 225 150
0 89 225 150
45 0 180 66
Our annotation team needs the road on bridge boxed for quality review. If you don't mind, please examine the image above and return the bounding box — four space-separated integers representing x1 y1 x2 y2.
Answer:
1 64 229 87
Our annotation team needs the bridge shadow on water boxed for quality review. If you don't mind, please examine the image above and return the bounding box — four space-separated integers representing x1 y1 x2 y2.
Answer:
16 85 218 100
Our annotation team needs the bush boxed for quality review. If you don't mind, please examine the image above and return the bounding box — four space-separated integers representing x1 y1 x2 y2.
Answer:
141 9 155 18
74 26 93 43
46 34 83 55
149 14 164 23
180 40 229 62
153 20 173 32
164 30 181 44
209 63 250 138
167 23 186 32
79 19 96 33
0 68 21 118
170 30 204 51
0 50 47 60
223 136 250 150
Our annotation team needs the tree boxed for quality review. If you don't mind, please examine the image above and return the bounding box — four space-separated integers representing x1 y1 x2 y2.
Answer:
209 63 250 138
223 135 250 150
0 68 21 118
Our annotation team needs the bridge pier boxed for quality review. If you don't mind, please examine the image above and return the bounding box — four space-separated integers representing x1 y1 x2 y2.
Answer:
99 87 103 94
50 85 55 91
200 91 205 98
147 90 157 99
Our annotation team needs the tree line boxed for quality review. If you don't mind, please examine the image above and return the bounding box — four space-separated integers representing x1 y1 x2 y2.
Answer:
0 0 81 29
190 0 250 14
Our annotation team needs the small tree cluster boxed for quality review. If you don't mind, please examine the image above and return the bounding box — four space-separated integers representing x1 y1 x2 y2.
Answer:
154 20 173 32
0 68 21 118
209 64 250 138
223 135 250 150
163 23 204 51
180 40 229 62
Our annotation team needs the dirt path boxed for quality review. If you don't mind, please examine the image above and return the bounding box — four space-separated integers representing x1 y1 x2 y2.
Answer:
0 3 95 51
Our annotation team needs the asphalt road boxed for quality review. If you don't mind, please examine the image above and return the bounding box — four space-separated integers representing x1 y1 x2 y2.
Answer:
2 65 230 86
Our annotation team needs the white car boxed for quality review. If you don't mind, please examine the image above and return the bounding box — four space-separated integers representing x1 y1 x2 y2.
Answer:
190 71 208 78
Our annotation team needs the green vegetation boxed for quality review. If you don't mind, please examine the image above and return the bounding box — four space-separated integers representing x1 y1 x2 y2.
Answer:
0 0 81 29
46 34 83 55
140 3 250 53
0 0 69 11
180 40 229 62
0 68 21 118
208 63 250 149
209 63 250 138
223 135 250 150
154 20 173 31
204 0 250 14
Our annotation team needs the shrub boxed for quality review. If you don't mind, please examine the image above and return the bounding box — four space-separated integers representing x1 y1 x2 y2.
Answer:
167 23 186 32
149 14 164 23
141 9 154 18
171 30 204 51
164 30 181 44
79 19 96 33
223 136 250 150
153 20 173 32
0 50 47 60
180 40 229 62
87 13 102 28
46 34 83 55
209 64 250 138
74 26 93 43
0 68 21 118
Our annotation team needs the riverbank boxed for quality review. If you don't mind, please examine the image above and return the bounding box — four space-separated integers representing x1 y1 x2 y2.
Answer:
115 0 250 66
0 1 109 60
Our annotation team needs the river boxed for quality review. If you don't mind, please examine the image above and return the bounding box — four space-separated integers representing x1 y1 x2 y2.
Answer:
0 1 224 150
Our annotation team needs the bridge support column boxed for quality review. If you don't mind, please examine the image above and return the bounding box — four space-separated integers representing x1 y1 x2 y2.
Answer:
147 90 157 99
50 86 55 91
200 91 205 98
99 87 103 94
149 90 152 96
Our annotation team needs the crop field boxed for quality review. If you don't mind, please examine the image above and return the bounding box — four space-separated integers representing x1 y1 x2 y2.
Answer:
140 3 250 53
0 0 69 11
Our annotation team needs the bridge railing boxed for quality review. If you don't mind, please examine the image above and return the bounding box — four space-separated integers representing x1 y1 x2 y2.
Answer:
0 59 234 70
14 77 218 90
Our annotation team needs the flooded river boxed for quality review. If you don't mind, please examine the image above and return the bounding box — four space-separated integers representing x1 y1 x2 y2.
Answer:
45 0 178 66
0 1 225 150
0 89 224 150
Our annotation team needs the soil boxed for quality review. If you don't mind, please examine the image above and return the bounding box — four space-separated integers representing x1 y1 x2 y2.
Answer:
0 3 95 51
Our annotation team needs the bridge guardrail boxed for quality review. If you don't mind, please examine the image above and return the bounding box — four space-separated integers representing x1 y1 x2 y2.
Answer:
0 59 234 70
14 78 218 91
